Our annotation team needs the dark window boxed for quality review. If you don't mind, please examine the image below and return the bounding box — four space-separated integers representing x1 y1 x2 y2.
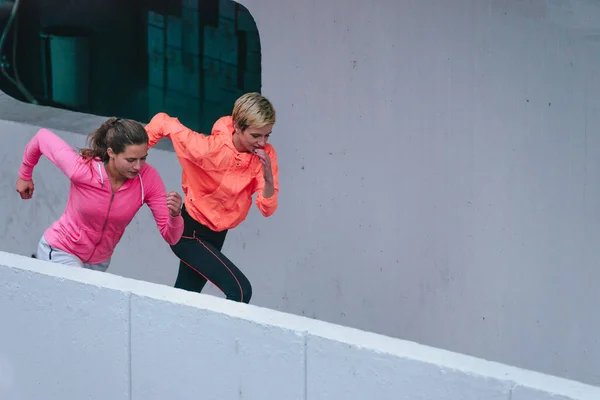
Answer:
0 0 261 134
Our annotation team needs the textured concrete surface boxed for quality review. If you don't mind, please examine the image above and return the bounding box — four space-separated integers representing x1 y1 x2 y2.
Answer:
130 294 306 399
2 0 600 388
0 254 130 400
2 251 600 400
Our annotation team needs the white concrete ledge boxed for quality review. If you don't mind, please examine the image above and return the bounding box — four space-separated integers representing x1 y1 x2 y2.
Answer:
0 250 598 400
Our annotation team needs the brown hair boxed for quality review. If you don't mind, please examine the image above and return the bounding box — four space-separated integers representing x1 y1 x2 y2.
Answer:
80 117 148 162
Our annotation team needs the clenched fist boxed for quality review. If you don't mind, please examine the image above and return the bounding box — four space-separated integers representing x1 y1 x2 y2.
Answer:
253 148 273 183
166 191 183 217
16 177 34 200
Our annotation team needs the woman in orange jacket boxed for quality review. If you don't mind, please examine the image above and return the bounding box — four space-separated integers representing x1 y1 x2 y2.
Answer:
145 92 278 303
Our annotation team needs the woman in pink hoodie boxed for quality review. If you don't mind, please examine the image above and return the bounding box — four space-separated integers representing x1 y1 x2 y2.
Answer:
15 117 185 272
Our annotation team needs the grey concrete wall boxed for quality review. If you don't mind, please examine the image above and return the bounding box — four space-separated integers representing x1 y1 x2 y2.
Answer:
1 0 600 387
2 251 600 400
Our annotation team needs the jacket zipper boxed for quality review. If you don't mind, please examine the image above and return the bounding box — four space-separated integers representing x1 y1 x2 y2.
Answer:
83 191 115 264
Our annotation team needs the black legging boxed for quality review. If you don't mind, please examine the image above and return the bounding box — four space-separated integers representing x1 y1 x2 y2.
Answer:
170 205 252 303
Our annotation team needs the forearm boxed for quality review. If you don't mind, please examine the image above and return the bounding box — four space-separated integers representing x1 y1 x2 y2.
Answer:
163 214 184 245
150 203 184 245
255 146 279 216
256 178 278 217
18 160 36 181
262 178 275 198
146 169 185 245
19 135 42 180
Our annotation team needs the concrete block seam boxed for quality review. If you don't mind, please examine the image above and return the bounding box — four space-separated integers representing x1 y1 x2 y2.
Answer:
127 292 132 400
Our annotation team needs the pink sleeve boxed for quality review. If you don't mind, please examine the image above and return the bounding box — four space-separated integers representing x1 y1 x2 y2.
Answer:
19 128 84 181
143 166 184 245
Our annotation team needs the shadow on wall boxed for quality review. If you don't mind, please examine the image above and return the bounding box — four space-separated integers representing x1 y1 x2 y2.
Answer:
0 0 261 134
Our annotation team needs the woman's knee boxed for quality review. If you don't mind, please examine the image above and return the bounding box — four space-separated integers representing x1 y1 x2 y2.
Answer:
226 279 252 304
241 280 252 304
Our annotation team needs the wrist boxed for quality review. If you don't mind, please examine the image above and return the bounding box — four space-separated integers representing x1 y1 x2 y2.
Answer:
264 174 274 185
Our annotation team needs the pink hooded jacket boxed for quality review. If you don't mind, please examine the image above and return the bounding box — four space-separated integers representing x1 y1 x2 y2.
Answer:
18 128 184 264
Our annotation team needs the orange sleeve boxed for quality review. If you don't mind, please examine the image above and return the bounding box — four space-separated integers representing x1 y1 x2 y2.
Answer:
145 112 216 163
255 145 279 217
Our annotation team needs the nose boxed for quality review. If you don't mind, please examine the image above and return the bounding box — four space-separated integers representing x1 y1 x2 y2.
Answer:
132 160 141 171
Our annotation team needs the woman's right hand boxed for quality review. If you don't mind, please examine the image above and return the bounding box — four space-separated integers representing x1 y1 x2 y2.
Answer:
16 177 34 200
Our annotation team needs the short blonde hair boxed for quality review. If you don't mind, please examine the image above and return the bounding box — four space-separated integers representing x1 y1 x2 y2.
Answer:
232 92 276 130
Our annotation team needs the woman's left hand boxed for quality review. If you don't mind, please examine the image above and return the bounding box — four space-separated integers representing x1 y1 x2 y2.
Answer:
254 149 273 183
167 191 182 217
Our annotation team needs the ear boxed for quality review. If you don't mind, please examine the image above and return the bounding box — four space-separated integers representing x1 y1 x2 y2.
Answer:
233 124 243 134
107 147 116 158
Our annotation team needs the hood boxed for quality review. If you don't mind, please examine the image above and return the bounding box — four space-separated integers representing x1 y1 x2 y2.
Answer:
211 116 235 137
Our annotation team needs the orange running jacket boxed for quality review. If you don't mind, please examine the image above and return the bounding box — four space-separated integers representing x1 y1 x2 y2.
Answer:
145 112 279 232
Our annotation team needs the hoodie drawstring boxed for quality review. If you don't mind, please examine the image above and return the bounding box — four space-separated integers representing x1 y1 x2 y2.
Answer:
96 162 144 205
138 173 144 205
97 163 104 185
